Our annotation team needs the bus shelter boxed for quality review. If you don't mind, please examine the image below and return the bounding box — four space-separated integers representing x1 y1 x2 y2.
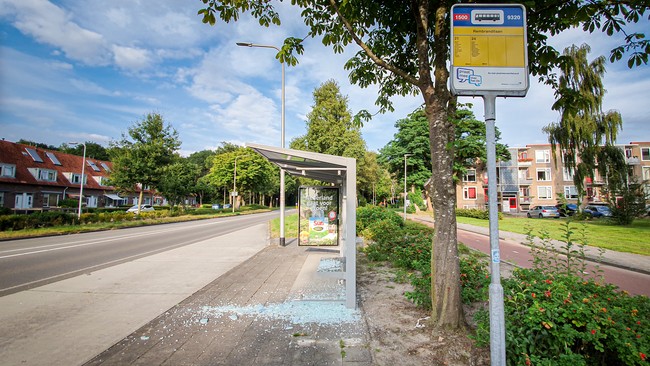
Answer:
246 143 357 309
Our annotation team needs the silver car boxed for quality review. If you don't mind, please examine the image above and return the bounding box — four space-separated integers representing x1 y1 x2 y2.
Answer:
126 204 155 213
527 205 560 218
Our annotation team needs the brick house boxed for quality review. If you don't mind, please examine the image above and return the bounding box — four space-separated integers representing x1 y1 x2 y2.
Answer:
455 142 650 213
0 140 155 212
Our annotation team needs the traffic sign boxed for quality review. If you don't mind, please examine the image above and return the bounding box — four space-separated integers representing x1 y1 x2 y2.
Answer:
450 4 529 97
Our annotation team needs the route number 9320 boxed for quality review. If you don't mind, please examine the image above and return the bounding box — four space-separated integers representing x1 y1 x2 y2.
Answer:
507 15 521 20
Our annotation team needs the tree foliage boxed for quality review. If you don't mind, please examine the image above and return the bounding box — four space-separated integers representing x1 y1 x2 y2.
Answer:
157 161 202 208
109 113 181 198
196 0 648 328
379 106 510 185
543 44 626 201
205 147 277 202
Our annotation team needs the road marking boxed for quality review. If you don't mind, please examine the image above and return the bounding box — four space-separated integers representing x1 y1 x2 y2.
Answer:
0 213 278 259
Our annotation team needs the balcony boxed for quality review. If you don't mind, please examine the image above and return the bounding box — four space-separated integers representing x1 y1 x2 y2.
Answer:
519 196 532 204
517 158 533 166
626 156 640 165
518 177 533 185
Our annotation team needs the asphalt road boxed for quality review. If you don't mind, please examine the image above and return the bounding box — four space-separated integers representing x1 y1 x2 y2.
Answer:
457 229 650 296
0 211 279 297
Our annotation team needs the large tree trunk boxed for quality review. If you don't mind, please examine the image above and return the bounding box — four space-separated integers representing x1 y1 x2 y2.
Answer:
420 3 464 329
425 97 464 328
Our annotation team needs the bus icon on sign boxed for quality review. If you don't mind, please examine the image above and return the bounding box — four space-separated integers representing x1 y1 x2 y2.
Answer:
471 10 504 25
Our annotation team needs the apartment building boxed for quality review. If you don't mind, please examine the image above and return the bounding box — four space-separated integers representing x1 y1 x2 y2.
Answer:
456 142 650 213
0 140 157 211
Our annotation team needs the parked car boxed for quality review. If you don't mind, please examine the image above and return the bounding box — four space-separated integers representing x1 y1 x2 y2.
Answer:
126 204 155 213
223 204 232 209
555 203 578 217
583 205 612 218
211 204 221 210
527 205 560 218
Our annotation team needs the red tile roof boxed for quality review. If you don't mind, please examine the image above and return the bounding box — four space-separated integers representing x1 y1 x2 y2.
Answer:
0 140 114 190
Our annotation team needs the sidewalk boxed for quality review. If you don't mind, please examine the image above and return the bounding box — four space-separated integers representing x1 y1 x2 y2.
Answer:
84 240 372 366
408 214 650 275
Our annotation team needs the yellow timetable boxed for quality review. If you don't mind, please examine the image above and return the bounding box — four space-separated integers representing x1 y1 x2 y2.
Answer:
453 27 525 67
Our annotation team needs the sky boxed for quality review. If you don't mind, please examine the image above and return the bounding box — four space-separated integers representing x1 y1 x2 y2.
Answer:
0 0 648 157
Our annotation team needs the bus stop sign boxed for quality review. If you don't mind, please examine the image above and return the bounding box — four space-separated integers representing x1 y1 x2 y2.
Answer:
450 4 529 97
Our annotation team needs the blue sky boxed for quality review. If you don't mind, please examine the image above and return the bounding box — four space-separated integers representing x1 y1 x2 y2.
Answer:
1 0 648 156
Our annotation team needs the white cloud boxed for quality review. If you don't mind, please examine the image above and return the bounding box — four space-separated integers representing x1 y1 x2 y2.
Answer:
0 0 110 65
112 45 152 70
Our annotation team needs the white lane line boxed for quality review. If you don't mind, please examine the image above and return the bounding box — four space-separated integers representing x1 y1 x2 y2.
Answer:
0 220 227 259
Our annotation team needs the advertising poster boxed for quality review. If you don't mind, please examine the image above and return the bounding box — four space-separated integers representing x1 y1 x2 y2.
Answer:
298 186 339 246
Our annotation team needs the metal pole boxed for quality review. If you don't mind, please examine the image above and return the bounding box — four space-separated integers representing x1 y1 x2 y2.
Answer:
484 93 506 365
236 42 286 246
70 142 86 220
233 156 237 213
279 55 286 247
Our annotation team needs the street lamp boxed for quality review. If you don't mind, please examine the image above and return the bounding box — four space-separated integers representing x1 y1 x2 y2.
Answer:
237 41 286 246
69 142 86 220
232 156 238 213
403 153 413 221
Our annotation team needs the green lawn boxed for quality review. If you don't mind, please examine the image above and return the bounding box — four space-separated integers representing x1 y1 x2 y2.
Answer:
270 213 299 238
456 215 650 256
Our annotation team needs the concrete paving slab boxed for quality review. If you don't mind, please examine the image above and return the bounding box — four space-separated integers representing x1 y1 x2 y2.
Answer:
85 241 371 366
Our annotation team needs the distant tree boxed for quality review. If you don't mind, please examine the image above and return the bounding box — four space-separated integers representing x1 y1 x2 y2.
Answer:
17 139 58 150
292 80 366 160
187 150 217 175
109 113 181 212
357 151 392 205
379 106 509 187
543 44 626 204
158 161 202 209
60 142 110 161
205 147 277 208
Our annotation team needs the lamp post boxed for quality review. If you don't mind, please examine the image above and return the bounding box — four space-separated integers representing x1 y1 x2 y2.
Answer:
403 153 413 221
69 142 86 220
237 41 286 246
232 156 237 213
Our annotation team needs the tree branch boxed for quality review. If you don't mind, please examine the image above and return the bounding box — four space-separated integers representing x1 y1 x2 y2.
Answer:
327 0 420 86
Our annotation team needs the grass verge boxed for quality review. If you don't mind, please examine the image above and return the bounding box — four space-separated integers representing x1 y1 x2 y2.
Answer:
456 215 650 256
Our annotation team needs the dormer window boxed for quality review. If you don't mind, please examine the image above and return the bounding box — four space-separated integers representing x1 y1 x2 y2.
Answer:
37 169 57 182
70 173 87 185
1 163 16 178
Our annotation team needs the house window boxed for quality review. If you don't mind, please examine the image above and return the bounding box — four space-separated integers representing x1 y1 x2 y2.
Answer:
463 187 477 200
0 192 4 207
563 167 574 182
71 173 87 184
535 150 550 163
564 186 578 199
536 168 552 181
463 169 477 182
1 164 16 177
642 148 650 161
38 169 57 182
43 193 51 207
537 186 553 200
94 176 109 186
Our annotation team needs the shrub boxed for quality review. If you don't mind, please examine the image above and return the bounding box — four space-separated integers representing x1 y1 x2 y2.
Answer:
473 221 649 365
407 189 425 210
356 206 403 233
456 208 503 220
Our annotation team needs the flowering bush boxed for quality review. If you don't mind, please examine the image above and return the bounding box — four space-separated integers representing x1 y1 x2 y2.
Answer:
473 222 649 365
473 269 649 365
